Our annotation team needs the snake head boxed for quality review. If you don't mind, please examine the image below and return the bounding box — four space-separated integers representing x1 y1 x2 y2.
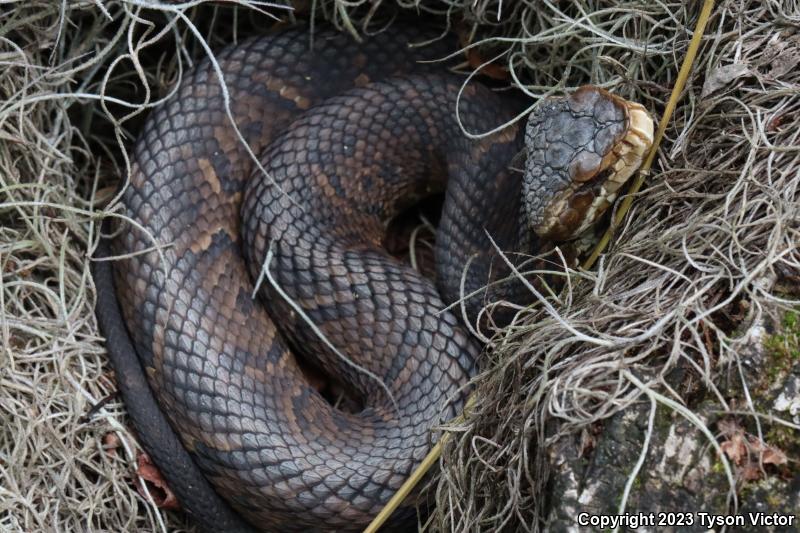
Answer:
523 86 654 241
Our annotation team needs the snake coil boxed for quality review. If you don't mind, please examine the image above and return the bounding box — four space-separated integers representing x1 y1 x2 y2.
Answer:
94 25 652 533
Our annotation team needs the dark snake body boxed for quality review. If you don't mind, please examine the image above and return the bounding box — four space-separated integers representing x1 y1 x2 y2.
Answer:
95 26 536 532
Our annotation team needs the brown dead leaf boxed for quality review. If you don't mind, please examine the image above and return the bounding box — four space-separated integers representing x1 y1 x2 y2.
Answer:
718 419 790 481
136 453 180 510
748 437 788 467
455 24 509 81
720 433 748 465
102 433 121 458
761 446 788 466
466 48 509 80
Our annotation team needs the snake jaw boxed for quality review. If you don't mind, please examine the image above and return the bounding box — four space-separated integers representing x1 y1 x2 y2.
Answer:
523 86 654 242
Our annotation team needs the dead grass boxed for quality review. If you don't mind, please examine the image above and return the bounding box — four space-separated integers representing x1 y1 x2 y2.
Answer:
0 1 798 532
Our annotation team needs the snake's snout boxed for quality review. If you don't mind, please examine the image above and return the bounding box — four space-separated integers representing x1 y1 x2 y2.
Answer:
523 86 654 241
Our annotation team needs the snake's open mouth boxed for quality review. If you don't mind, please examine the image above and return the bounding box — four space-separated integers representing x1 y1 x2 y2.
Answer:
524 87 654 242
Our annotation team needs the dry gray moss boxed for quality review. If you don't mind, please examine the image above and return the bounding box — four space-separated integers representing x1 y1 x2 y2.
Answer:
1 1 798 532
424 2 800 531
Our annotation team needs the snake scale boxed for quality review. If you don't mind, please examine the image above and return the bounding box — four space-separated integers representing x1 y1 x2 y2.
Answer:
93 24 653 533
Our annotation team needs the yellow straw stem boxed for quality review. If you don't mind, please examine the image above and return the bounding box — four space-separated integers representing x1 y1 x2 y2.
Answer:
362 439 444 533
364 1 716 531
582 0 716 270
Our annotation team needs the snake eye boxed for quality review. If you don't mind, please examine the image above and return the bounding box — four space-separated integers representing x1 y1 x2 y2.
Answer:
523 86 653 241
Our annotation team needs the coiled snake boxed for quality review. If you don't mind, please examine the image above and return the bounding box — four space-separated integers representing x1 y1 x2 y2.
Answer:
93 25 652 533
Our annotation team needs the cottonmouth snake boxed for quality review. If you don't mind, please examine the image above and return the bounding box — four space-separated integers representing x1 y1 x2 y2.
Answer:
93 25 652 532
